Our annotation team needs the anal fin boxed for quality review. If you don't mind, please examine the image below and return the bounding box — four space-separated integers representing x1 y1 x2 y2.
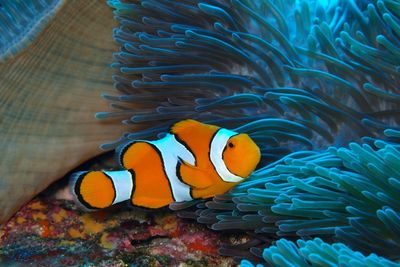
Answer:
132 196 171 209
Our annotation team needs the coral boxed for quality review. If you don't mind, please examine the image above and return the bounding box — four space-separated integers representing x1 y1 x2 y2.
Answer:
103 0 400 164
241 238 400 267
0 196 236 266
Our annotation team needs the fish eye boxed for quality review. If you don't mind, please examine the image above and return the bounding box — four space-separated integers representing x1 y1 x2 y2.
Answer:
228 142 234 148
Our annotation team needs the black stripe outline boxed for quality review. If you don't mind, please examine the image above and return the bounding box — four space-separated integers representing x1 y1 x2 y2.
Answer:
176 160 194 200
116 141 137 168
128 169 136 206
74 172 94 210
104 172 117 205
174 133 197 166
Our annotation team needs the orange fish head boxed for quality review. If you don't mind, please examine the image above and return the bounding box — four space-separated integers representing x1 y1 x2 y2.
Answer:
222 133 261 179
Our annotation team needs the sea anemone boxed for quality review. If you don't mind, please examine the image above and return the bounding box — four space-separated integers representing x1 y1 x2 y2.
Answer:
241 238 400 267
2 0 400 265
0 0 64 61
0 1 127 223
104 0 400 161
171 129 400 262
104 0 400 264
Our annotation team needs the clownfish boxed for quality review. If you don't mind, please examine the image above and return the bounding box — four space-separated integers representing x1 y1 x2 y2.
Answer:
70 119 260 210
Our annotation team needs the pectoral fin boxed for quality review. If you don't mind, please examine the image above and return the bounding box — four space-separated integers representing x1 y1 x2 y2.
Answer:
178 161 213 189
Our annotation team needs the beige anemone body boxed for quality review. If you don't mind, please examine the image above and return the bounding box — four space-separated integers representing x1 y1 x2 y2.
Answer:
0 1 127 223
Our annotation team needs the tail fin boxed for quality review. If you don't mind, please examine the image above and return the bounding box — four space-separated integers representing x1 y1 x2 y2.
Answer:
70 170 135 211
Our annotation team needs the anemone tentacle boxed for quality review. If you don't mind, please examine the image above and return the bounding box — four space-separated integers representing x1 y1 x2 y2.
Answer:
0 0 65 61
169 129 400 261
105 0 400 263
240 238 400 267
105 0 400 162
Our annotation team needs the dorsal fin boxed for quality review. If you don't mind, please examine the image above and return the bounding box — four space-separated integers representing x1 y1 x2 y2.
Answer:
170 119 205 135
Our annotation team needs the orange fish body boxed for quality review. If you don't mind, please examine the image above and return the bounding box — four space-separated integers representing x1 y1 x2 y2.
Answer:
71 120 261 210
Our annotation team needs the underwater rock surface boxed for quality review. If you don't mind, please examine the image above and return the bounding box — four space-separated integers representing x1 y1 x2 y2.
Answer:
0 197 236 266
